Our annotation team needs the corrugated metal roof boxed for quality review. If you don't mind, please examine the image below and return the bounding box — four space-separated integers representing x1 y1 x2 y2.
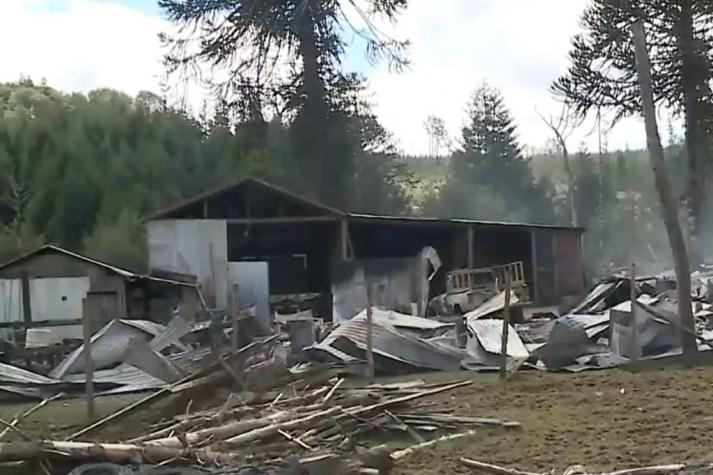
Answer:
50 319 167 379
0 245 197 287
463 291 520 321
351 309 453 331
315 320 462 371
65 363 166 388
466 319 529 358
147 176 582 231
150 176 346 220
347 213 585 231
0 362 59 385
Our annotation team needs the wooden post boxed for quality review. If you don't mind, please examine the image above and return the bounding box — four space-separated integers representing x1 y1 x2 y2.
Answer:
499 270 512 380
632 21 697 355
467 226 474 269
630 263 639 362
365 282 375 382
231 284 240 352
81 298 95 419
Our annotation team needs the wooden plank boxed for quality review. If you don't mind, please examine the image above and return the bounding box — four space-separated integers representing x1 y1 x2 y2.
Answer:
467 226 474 268
225 217 338 225
81 298 95 419
365 283 375 382
20 273 31 325
499 270 512 380
231 284 240 352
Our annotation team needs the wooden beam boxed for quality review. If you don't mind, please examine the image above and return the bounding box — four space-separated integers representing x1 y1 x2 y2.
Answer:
467 226 474 268
552 232 560 301
225 216 338 225
81 299 95 419
530 230 540 304
340 219 351 261
20 273 31 325
499 270 512 380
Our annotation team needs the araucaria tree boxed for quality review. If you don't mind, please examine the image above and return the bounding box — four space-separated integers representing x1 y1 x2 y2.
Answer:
159 0 409 208
553 0 713 265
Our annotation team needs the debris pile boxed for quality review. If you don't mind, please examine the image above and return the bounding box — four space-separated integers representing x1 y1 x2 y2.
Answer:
0 373 519 474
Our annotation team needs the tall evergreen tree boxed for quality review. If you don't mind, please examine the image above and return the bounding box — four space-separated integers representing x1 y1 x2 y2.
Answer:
159 0 409 208
553 0 713 264
445 84 554 223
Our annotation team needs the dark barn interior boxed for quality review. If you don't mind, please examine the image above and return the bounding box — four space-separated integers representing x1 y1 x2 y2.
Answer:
150 178 586 320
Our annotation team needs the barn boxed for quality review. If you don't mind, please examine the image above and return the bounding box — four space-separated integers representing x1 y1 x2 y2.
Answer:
147 177 585 326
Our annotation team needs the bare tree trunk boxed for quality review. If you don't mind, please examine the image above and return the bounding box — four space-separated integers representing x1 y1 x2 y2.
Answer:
676 0 707 268
632 20 698 356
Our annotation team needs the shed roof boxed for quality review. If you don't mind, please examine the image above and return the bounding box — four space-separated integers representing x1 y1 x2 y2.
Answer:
150 176 584 232
151 176 346 220
0 245 196 286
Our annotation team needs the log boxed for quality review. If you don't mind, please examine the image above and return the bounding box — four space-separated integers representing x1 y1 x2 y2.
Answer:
146 410 293 448
460 457 544 475
348 380 472 418
391 430 477 460
0 440 241 466
323 378 344 403
69 337 275 440
601 465 689 475
219 407 341 448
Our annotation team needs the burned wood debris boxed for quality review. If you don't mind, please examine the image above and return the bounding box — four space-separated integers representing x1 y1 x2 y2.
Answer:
0 299 520 474
0 342 519 474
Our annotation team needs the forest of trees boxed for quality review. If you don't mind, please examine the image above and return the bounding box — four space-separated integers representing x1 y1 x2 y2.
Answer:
1 0 712 279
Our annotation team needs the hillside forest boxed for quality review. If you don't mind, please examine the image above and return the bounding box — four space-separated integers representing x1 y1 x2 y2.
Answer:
1 0 712 279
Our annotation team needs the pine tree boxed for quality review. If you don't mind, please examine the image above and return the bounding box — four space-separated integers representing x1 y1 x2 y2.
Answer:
446 84 555 223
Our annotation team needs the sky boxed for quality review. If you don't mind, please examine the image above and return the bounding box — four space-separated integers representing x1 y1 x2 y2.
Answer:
0 0 660 155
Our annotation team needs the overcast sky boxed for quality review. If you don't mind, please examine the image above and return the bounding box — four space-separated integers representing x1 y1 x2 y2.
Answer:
0 0 660 155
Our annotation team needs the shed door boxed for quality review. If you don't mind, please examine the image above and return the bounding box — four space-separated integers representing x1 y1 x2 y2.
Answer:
29 277 90 321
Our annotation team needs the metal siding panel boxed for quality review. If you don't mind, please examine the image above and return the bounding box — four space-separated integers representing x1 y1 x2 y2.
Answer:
29 277 89 321
0 279 23 323
228 261 270 330
148 220 228 308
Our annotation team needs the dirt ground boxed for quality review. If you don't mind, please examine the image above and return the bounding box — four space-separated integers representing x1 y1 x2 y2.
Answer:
3 366 713 474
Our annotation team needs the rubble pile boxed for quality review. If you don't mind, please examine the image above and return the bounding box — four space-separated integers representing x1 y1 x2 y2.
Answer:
304 267 713 375
0 372 517 474
0 313 519 474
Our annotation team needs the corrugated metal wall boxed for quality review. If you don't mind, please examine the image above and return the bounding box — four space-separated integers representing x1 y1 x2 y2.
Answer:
228 261 270 330
148 220 229 308
0 279 23 323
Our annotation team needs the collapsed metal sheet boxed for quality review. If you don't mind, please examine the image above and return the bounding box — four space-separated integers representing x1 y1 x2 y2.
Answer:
124 337 183 383
537 314 609 369
51 319 168 379
351 308 453 331
466 319 528 358
569 282 617 314
311 321 462 372
610 302 680 359
463 290 520 321
0 362 61 385
148 315 191 352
